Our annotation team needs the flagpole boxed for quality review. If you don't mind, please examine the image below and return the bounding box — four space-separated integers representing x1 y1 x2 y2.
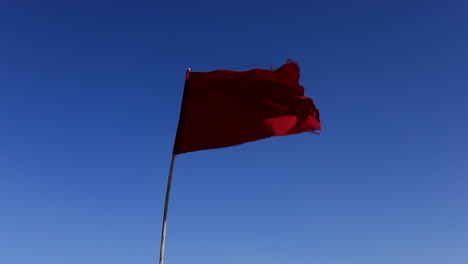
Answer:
158 68 191 264
159 153 176 264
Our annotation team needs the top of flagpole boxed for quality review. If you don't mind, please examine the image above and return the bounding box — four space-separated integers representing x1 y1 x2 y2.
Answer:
186 68 191 80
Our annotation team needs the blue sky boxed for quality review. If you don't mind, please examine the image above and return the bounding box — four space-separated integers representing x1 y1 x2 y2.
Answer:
1 1 467 263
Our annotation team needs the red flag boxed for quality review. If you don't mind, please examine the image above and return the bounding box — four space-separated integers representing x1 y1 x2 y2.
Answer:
173 60 320 155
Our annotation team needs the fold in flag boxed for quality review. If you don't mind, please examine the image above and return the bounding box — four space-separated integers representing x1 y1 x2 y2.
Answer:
173 60 321 155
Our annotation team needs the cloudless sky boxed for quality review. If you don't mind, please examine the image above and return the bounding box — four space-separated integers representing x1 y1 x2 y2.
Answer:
1 1 467 263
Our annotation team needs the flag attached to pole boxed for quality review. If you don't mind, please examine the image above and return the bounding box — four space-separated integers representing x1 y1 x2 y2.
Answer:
173 60 321 155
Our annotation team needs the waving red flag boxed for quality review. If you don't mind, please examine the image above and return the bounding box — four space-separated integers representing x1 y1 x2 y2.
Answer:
173 60 320 155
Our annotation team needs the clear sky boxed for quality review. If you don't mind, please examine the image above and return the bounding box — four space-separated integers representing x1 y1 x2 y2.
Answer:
1 1 467 264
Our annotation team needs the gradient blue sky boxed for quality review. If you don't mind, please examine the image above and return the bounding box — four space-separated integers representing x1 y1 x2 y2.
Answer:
1 1 467 264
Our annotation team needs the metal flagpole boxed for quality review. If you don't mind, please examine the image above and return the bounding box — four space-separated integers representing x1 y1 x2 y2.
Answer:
158 68 191 264
159 153 176 264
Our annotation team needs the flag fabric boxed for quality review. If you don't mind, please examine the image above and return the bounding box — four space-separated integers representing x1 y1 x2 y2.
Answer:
173 60 320 155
